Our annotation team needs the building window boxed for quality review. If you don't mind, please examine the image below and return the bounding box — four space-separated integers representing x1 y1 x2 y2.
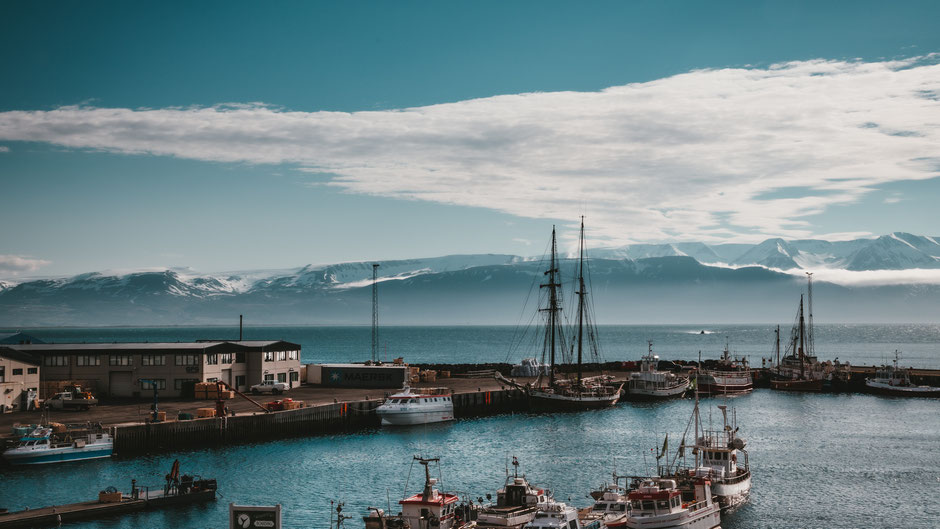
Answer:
141 354 165 366
12 368 23 376
109 355 133 366
206 354 219 365
235 375 246 388
288 351 297 360
220 353 233 364
76 355 100 366
289 371 299 382
27 367 38 374
276 351 287 361
175 354 200 366
43 355 69 367
235 352 246 364
263 352 274 362
141 379 166 390
264 373 274 381
277 372 287 383
174 378 199 390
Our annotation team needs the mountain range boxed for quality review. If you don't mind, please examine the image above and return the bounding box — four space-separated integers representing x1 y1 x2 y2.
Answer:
1 233 939 326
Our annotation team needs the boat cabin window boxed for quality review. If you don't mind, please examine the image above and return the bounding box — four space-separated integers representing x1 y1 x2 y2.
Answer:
502 485 525 506
592 503 607 511
642 500 655 511
671 497 680 508
657 500 669 510
613 504 626 511
631 500 642 509
568 520 577 529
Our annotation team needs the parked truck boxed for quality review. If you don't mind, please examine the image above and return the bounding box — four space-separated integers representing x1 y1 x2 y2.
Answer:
45 385 98 410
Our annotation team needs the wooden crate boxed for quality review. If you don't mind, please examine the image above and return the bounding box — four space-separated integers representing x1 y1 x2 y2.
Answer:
196 407 216 418
194 390 208 400
439 370 451 378
155 411 167 421
218 390 235 400
98 491 123 503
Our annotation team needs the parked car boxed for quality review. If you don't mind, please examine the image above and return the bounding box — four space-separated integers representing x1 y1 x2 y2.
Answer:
250 380 289 395
45 387 98 410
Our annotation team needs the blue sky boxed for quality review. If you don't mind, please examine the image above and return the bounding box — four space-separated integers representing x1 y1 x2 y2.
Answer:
1 1 939 277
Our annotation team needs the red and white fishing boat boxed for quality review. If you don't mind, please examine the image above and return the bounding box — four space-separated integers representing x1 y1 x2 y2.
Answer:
623 477 720 529
696 341 752 396
866 350 940 398
363 457 468 529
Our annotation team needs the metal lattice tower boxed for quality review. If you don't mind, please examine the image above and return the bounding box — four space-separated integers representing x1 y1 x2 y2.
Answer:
371 264 379 362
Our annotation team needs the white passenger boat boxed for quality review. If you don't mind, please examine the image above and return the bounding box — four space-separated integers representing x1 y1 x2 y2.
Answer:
866 350 940 398
2 426 113 465
376 386 455 426
585 478 630 529
625 342 689 400
624 478 720 529
476 457 550 529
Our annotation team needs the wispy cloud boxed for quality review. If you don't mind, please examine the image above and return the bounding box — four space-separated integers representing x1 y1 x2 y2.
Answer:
1 57 938 246
0 255 51 275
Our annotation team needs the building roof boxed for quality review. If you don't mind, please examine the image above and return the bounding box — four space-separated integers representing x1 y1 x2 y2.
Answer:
0 332 45 345
0 346 41 365
4 340 301 355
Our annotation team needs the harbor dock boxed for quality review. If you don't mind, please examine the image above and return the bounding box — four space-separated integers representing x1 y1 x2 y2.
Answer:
2 364 939 455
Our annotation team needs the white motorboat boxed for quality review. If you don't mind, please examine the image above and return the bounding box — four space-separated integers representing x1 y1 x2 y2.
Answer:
523 501 601 529
2 425 113 465
585 478 630 529
375 386 454 426
866 350 940 397
625 342 689 400
624 478 720 529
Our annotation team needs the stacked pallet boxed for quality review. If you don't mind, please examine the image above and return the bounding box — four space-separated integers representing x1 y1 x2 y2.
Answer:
196 407 216 418
408 366 421 383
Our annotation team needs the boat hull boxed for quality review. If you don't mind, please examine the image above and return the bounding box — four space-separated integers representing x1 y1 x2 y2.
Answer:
3 444 113 465
624 384 688 400
377 408 454 426
711 471 751 512
527 388 621 410
865 380 940 398
769 378 823 392
624 503 720 529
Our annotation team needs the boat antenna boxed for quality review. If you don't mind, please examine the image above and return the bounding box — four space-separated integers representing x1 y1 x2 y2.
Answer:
386 487 391 515
798 295 806 379
372 264 380 363
806 272 815 358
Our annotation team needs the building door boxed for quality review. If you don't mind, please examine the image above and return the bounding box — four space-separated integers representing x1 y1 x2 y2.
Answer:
222 369 232 387
109 371 134 397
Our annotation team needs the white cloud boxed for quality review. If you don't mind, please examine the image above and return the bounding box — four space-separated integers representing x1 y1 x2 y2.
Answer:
780 267 940 287
1 57 939 247
0 255 51 275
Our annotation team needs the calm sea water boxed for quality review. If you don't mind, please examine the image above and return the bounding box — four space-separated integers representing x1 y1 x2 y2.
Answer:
1 325 939 528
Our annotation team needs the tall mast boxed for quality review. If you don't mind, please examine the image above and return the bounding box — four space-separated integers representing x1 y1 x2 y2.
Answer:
576 216 586 385
372 264 380 363
775 325 781 366
540 226 561 387
798 295 806 378
806 272 815 358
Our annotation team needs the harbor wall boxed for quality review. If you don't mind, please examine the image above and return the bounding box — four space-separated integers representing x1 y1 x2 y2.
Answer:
113 388 526 454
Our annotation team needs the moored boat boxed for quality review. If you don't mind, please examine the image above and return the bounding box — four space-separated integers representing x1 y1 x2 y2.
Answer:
865 350 940 398
375 386 455 426
2 425 113 465
476 457 550 529
524 501 601 529
625 342 690 400
363 457 467 529
584 477 630 529
623 477 720 529
696 341 752 396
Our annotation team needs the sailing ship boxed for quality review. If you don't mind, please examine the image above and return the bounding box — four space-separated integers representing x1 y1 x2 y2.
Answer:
769 295 824 392
624 342 690 400
2 424 113 465
865 350 940 398
363 457 468 529
501 220 621 410
375 386 455 426
695 340 753 396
